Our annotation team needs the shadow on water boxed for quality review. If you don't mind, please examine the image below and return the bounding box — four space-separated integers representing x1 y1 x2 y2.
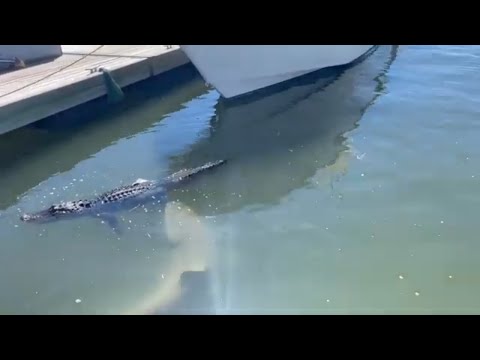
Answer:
166 45 400 217
0 47 401 315
158 45 400 315
0 63 208 210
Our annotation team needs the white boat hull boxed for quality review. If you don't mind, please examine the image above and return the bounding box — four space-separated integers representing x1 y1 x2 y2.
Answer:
0 45 62 63
180 45 375 98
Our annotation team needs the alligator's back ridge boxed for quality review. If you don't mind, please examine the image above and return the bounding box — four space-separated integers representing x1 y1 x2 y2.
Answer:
20 159 226 223
164 159 227 185
95 178 158 205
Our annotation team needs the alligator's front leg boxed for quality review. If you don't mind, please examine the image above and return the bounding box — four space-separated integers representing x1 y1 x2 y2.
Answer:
96 212 123 236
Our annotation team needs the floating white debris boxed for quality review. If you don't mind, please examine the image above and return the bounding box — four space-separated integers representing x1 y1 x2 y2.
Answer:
399 275 404 280
361 173 365 177
161 274 165 279
448 275 453 279
326 299 330 303
440 220 444 224
414 291 420 296
75 299 82 304
147 233 151 239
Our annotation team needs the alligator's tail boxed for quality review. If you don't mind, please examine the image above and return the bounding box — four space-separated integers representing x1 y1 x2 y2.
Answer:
164 159 227 187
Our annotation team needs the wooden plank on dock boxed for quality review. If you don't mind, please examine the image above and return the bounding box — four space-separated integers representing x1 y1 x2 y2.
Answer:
0 45 190 135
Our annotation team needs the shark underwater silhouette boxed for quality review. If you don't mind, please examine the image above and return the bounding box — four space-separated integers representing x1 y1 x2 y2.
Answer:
20 159 227 233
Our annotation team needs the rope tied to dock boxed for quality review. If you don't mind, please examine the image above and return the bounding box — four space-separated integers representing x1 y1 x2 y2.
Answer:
0 45 105 99
98 68 125 104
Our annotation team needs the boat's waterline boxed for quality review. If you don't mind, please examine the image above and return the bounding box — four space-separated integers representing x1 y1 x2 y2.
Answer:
180 45 375 98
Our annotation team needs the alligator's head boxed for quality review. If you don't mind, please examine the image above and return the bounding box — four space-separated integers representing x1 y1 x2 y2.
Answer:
20 207 56 223
20 200 92 223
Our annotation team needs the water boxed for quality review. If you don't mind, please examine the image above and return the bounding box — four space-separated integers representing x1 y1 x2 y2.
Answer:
1 45 480 314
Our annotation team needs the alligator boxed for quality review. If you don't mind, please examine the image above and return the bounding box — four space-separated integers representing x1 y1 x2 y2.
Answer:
20 159 226 232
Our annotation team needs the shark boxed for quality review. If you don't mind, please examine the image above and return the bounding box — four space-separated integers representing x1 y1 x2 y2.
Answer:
19 159 226 233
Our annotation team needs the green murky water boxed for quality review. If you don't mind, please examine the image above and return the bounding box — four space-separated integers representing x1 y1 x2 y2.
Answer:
1 45 479 314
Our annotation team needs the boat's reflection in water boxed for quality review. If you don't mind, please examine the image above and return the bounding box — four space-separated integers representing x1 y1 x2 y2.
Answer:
159 45 399 314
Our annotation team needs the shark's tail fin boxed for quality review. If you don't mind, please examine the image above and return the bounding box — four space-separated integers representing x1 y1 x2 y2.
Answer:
164 159 227 186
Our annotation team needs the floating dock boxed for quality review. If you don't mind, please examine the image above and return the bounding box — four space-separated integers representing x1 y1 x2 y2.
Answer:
0 45 190 135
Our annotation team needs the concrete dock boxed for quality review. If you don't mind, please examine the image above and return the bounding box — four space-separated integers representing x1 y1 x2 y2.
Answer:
0 45 190 135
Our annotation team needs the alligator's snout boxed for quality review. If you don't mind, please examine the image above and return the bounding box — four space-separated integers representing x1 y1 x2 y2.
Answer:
20 213 33 222
20 212 46 222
